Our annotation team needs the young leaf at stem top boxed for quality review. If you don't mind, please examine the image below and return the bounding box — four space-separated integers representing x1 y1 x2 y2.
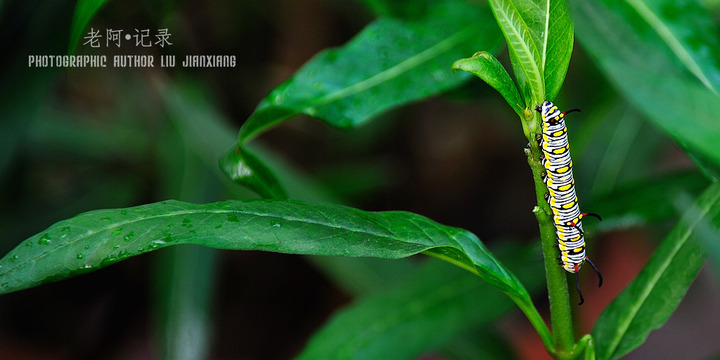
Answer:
452 51 523 117
486 0 575 105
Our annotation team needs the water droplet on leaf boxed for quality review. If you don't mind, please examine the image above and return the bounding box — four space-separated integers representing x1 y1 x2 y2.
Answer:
38 233 51 245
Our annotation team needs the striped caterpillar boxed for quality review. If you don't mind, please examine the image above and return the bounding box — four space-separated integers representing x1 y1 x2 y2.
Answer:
536 100 602 305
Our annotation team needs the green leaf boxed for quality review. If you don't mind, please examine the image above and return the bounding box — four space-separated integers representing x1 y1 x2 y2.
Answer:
297 260 508 360
572 0 720 167
1 199 551 352
219 145 288 200
589 172 710 231
452 51 523 116
356 0 437 19
0 200 522 297
238 1 502 142
592 182 720 360
308 256 419 296
68 0 109 55
606 63 720 167
298 247 542 360
618 0 720 93
675 192 720 288
486 0 574 103
543 0 575 101
487 0 542 104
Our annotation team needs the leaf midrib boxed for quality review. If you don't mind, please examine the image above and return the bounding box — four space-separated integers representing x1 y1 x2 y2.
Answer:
312 24 478 108
541 0 550 72
492 0 543 100
604 186 720 358
624 0 716 93
0 201 451 278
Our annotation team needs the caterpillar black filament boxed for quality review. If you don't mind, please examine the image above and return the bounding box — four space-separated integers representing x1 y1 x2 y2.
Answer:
535 100 602 305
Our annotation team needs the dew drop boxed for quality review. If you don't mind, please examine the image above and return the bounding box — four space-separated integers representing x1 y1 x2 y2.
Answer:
38 233 51 245
271 221 281 228
76 253 84 259
0 283 7 288
118 250 129 258
181 221 193 228
9 255 18 262
25 241 33 248
84 245 91 250
102 254 118 266
123 231 135 242
226 214 240 223
112 229 122 235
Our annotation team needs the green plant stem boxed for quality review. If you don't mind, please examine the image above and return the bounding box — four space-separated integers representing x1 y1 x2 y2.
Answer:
575 334 595 360
524 108 575 358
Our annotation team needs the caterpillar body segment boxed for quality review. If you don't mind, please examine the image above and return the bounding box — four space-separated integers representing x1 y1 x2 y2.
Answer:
535 100 602 305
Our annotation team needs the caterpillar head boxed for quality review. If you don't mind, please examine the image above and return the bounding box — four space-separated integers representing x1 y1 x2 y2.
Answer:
535 101 561 126
535 100 554 115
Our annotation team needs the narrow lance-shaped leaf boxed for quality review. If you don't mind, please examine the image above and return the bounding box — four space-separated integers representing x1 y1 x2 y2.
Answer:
486 0 575 103
298 244 545 360
0 200 514 297
588 172 710 231
675 192 720 286
68 0 109 54
543 0 575 101
0 199 551 352
572 0 720 167
592 182 720 360
452 51 523 117
238 1 502 143
621 0 720 93
486 0 543 104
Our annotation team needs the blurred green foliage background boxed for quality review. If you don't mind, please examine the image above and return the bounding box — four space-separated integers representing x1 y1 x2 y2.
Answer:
1 0 720 359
